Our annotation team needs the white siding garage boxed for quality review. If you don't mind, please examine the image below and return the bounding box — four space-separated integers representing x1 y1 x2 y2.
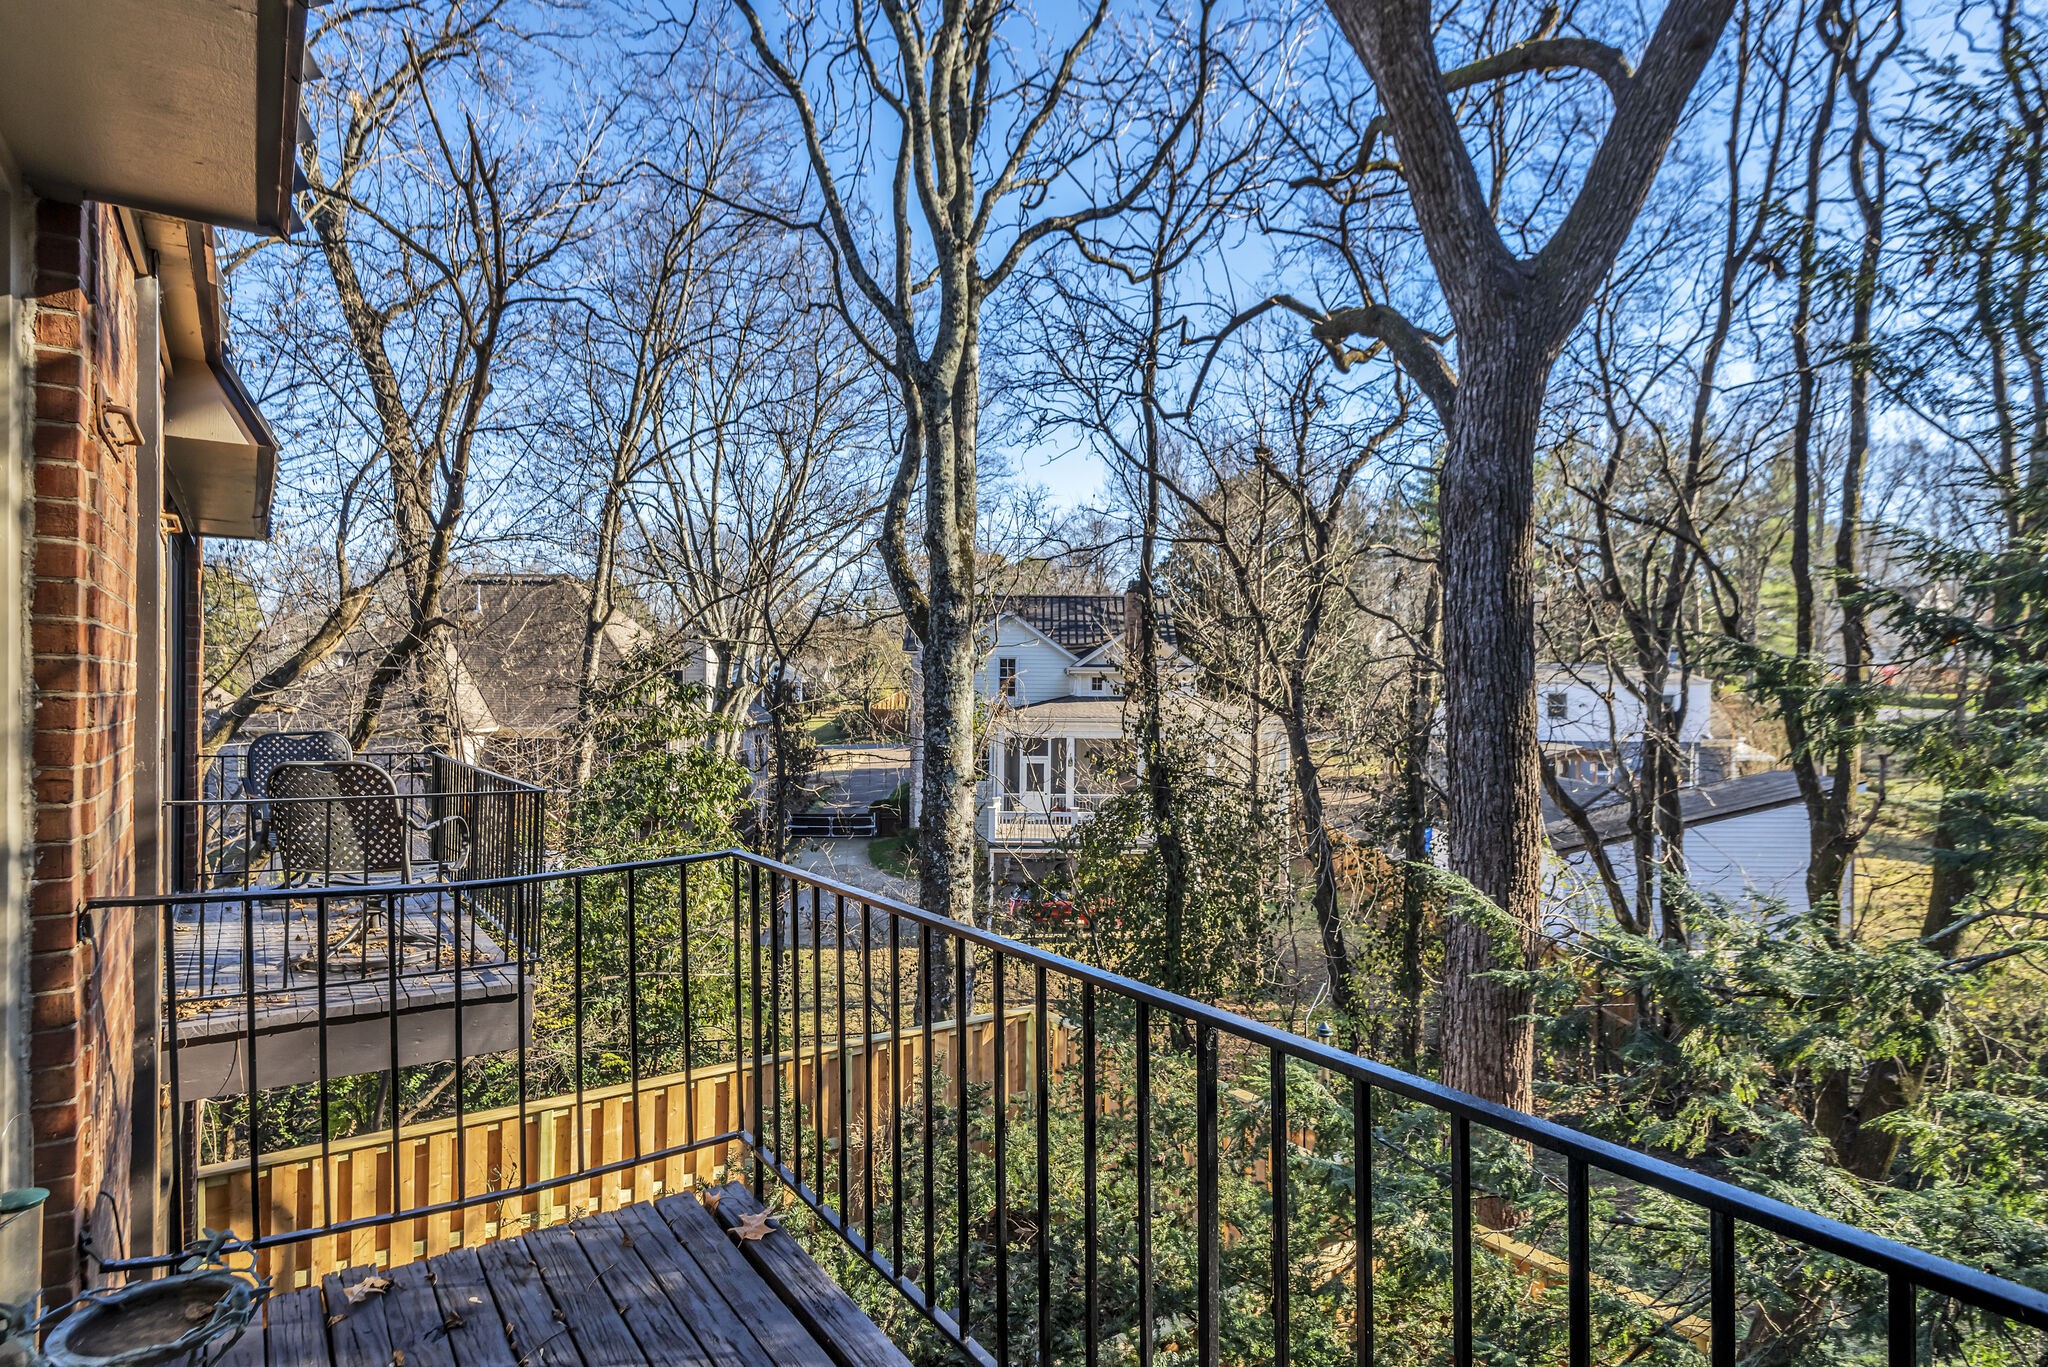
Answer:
1545 771 1851 936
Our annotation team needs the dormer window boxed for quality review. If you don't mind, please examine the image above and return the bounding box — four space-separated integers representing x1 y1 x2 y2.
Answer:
1091 675 1105 692
999 658 1018 700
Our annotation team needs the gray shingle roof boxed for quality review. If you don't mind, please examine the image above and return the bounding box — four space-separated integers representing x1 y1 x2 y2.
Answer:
1546 769 1819 852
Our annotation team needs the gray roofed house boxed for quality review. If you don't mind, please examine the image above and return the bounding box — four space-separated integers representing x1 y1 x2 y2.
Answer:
1543 769 1849 933
241 573 657 770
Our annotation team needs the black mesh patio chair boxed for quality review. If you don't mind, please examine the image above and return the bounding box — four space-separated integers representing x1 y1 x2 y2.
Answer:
269 759 473 961
269 759 469 886
244 729 352 802
212 729 353 882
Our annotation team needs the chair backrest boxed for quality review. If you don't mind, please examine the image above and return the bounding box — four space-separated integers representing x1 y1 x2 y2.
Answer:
245 730 352 800
269 759 411 883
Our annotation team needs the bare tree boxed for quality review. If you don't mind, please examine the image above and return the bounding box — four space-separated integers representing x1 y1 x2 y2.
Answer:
1732 0 1897 924
544 65 774 785
622 239 889 760
1541 0 1800 939
1289 0 1741 1107
297 0 603 750
1157 352 1421 1034
732 0 1214 924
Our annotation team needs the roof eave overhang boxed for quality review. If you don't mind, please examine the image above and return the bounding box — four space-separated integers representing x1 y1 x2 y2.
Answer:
0 0 310 236
148 216 278 540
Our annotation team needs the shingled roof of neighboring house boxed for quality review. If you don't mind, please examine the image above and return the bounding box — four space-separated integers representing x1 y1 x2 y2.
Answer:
1546 769 1822 853
451 575 649 733
242 573 651 743
994 593 1177 656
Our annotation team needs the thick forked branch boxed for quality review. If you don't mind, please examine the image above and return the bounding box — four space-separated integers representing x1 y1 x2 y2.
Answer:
1298 35 1634 193
1324 0 1735 326
1191 293 1458 425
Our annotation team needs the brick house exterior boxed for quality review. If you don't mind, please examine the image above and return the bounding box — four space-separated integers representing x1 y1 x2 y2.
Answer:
25 197 151 1301
0 0 307 1312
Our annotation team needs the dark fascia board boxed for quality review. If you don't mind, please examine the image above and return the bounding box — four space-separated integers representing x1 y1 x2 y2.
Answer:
256 0 312 237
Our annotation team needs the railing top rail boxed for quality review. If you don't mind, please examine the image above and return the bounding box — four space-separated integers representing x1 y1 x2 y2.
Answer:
111 846 2048 1328
167 787 549 808
426 750 552 794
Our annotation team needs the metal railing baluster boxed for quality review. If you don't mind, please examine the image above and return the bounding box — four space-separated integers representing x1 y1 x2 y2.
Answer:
1569 1156 1590 1367
1712 1209 1736 1367
1197 1021 1219 1367
1355 1079 1372 1367
1137 999 1153 1367
1272 1047 1290 1367
956 934 972 1341
1890 1274 1916 1367
1452 1115 1473 1367
1035 963 1052 1367
1083 979 1098 1367
993 950 1009 1367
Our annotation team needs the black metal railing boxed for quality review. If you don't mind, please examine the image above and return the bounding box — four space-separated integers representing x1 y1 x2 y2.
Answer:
183 746 546 892
97 851 2048 1364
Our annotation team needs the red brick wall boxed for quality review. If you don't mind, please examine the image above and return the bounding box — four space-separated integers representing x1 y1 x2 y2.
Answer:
28 199 142 1300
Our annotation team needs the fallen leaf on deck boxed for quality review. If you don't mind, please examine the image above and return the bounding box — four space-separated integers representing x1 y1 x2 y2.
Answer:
390 1351 406 1366
328 1313 344 1327
701 1191 721 1214
344 1275 392 1304
730 1210 776 1241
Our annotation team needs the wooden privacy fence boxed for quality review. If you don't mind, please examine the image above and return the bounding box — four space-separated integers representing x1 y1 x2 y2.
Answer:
200 1007 1058 1288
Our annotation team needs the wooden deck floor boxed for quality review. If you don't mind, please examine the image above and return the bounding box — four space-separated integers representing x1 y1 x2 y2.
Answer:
214 1185 911 1367
173 887 511 1010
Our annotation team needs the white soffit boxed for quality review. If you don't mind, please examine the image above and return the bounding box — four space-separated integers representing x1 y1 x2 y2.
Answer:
0 0 306 235
147 214 277 539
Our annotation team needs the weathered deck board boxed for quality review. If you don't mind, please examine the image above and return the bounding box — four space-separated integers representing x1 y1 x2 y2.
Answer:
215 1191 907 1367
421 1246 519 1367
522 1222 665 1365
263 1267 334 1367
654 1187 844 1367
379 1259 458 1367
171 886 515 1027
322 1269 395 1367
710 1184 914 1367
606 1205 806 1367
475 1226 580 1366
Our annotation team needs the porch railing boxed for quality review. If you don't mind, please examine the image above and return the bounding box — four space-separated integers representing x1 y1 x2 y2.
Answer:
982 791 1114 844
94 852 2048 1364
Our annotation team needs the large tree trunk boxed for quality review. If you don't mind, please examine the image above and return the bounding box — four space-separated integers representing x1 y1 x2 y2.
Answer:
912 317 982 934
1321 0 1737 1106
1437 340 1549 1111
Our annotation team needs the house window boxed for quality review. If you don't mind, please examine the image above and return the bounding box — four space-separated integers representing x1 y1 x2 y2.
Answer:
999 658 1018 699
1091 675 1105 692
1546 690 1568 721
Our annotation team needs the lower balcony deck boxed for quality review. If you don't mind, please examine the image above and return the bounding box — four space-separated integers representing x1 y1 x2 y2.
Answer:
216 1185 908 1367
170 887 528 1101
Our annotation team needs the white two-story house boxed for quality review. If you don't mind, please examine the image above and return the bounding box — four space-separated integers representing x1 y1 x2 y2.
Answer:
974 594 1149 848
899 592 1280 897
1537 662 1771 787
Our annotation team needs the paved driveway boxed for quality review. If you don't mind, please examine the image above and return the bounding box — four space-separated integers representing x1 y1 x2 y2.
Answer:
785 837 918 906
